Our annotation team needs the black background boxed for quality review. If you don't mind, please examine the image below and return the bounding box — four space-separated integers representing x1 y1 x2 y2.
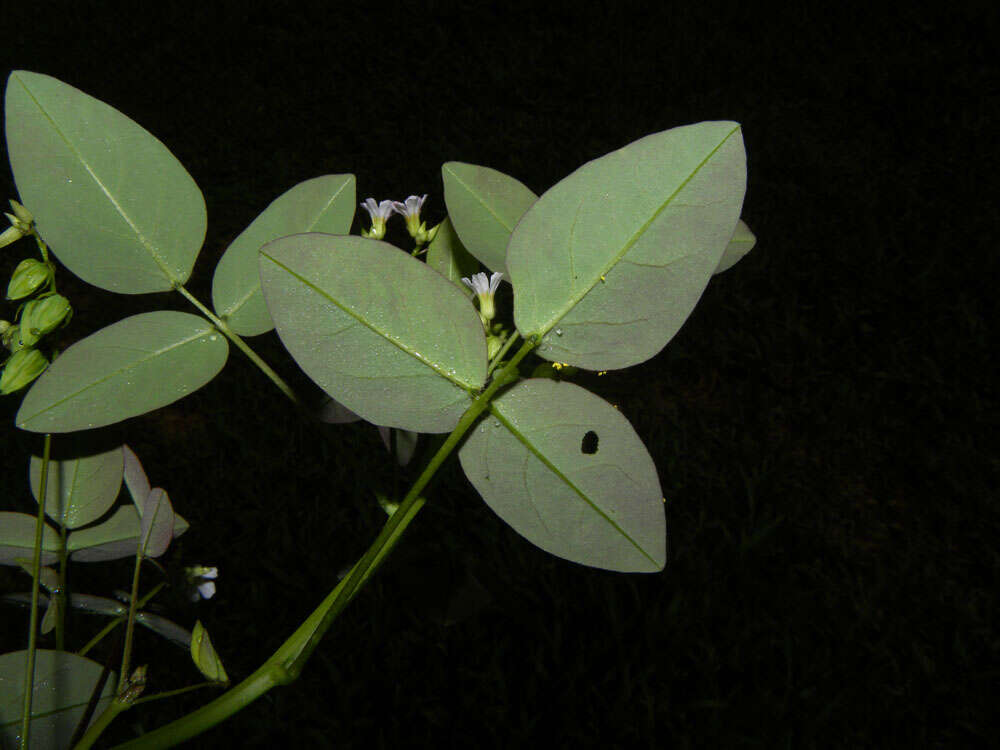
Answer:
1 2 996 748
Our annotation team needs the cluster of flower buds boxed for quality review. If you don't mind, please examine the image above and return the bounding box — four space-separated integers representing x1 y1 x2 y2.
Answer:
359 194 439 247
0 199 33 250
1 199 72 394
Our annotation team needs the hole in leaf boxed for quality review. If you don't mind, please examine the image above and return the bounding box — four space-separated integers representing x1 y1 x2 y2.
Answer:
581 431 599 454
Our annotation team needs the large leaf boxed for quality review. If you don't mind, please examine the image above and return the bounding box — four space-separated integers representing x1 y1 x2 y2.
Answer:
458 379 665 572
442 162 537 275
67 506 139 562
29 445 124 529
259 234 487 433
508 122 747 370
424 216 478 297
0 650 115 749
714 218 757 274
0 512 60 567
16 310 229 433
212 174 357 336
4 71 206 293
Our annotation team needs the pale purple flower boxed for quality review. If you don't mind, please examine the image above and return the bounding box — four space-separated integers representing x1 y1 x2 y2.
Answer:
461 271 503 321
360 198 394 239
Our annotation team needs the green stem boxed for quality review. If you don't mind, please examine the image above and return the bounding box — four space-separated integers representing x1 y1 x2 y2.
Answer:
173 283 301 407
77 583 167 658
486 330 520 378
20 433 51 750
107 337 539 749
116 548 145 696
73 696 129 750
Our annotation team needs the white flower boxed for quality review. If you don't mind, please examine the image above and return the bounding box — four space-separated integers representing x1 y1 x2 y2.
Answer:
391 194 434 245
360 198 394 240
186 565 218 602
461 271 503 322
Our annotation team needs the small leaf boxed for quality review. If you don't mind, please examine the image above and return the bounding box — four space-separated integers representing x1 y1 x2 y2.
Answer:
16 310 229 433
378 426 419 466
259 234 487 433
135 612 191 649
508 122 747 370
212 174 357 336
139 487 175 558
123 445 190 542
425 216 479 296
714 218 757 274
0 650 115 749
190 620 229 684
29 445 124 529
0 512 60 567
67 506 139 562
459 379 666 572
442 162 537 274
4 71 206 293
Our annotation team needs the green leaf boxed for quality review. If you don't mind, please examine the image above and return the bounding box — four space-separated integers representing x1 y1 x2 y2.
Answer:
259 234 487 433
425 216 479 297
0 650 115 748
508 122 747 370
441 162 538 275
714 218 757 274
459 379 666 572
190 620 229 684
138 487 175 558
212 174 357 336
67 506 139 562
123 444 190 542
4 71 206 293
29 445 124 529
0 511 60 567
16 310 229 433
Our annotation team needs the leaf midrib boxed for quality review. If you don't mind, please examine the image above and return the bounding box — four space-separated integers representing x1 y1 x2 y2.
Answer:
491 405 659 568
261 250 480 392
533 125 742 337
13 73 178 286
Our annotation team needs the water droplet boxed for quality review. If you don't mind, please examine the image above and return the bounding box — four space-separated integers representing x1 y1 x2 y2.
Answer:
66 177 73 184
492 420 500 427
208 334 219 342
555 328 563 336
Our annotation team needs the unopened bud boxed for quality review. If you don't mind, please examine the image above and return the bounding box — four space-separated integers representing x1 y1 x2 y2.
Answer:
2 324 23 352
1 347 48 394
7 258 51 300
18 294 72 347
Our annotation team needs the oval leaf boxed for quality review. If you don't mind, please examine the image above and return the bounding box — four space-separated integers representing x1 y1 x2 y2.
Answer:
0 512 60 567
191 620 229 684
16 310 229 433
67 506 139 562
714 218 757 274
442 162 537 275
459 379 665 572
508 122 747 370
259 234 487 433
0 650 115 749
425 216 479 297
29 445 124 529
139 487 175 558
212 174 357 336
4 71 206 293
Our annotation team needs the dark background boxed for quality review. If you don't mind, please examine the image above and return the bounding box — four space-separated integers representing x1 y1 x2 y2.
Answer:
1 3 996 748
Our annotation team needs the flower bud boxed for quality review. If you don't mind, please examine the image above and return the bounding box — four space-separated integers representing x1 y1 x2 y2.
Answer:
7 258 51 300
1 347 48 394
2 324 23 353
18 294 72 347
